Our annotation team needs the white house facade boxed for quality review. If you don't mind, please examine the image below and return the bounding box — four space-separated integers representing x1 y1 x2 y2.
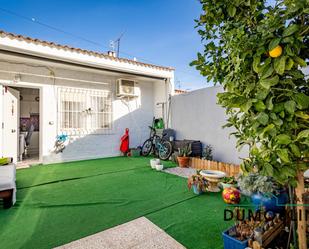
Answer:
0 31 174 164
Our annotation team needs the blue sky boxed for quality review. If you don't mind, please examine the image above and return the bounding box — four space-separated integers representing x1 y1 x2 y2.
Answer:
0 0 209 90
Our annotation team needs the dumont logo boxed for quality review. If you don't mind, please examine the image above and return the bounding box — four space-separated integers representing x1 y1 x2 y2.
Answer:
223 193 309 222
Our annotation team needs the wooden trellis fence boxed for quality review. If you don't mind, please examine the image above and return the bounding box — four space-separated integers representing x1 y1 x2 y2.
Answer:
189 157 241 177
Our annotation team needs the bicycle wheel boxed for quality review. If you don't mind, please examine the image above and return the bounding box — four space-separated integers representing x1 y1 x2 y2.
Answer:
141 138 153 156
158 140 173 160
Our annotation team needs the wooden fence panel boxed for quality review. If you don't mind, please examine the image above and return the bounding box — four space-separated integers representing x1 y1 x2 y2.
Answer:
189 158 240 177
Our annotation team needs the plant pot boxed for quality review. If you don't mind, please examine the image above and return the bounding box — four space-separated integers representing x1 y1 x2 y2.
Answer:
156 164 164 171
150 159 160 169
251 190 288 213
192 184 203 195
221 182 237 189
177 156 190 167
130 148 141 157
222 227 248 249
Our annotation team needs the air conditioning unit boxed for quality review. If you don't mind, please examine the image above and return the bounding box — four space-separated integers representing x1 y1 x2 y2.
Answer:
116 79 136 97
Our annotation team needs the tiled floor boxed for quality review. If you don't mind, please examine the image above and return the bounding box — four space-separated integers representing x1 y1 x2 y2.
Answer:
16 155 40 169
54 217 186 249
163 167 197 178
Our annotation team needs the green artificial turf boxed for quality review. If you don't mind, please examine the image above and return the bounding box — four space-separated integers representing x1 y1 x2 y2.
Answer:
0 157 233 249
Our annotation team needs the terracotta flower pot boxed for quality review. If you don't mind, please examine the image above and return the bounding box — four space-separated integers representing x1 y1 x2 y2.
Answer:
177 156 190 167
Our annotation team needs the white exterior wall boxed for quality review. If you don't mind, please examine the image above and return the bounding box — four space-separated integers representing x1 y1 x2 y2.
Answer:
170 86 248 164
0 56 172 164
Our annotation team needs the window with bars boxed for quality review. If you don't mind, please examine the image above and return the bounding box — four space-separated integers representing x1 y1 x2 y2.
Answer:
58 87 112 135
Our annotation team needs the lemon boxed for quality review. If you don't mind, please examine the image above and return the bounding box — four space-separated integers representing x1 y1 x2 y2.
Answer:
269 45 283 58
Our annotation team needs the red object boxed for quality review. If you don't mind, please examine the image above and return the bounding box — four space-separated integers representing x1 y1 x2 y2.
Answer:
222 187 241 204
120 128 129 154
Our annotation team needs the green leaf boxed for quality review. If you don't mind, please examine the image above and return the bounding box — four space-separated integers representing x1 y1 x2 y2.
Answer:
262 123 275 134
282 36 294 44
251 146 259 156
279 111 285 118
229 96 247 108
254 100 266 111
240 101 253 113
266 96 274 110
273 118 283 126
273 56 286 75
284 100 296 114
289 144 301 157
259 75 279 89
260 58 272 70
268 38 281 51
270 113 277 120
273 103 284 113
263 123 275 131
253 56 261 73
260 64 274 79
297 129 309 140
295 111 309 119
282 24 299 37
277 149 290 163
255 88 269 100
276 134 291 145
264 163 274 176
285 46 294 56
288 70 304 79
294 57 307 67
285 58 294 70
292 93 309 110
281 167 296 177
256 112 269 125
227 5 236 17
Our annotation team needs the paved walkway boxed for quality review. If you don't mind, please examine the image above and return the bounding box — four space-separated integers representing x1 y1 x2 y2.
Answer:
16 155 40 169
163 167 196 178
54 217 186 249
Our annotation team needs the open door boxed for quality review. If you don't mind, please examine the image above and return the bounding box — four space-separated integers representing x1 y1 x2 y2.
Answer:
2 86 19 162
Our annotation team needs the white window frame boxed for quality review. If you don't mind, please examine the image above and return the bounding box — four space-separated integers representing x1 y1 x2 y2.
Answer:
58 87 112 135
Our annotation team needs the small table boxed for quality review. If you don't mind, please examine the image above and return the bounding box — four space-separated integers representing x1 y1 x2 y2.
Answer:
200 170 226 192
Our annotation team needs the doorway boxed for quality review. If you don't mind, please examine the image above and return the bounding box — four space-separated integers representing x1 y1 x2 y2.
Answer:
1 86 40 167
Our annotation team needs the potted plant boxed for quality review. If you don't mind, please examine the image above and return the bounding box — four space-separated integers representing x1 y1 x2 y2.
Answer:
237 173 288 213
222 207 282 249
222 207 249 249
221 176 237 189
177 144 192 167
187 172 208 195
202 145 213 161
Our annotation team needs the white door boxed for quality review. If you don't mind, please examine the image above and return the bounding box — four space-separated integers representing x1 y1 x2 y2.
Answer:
2 87 19 162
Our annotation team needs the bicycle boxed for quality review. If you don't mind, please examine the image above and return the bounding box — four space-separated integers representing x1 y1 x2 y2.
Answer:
141 126 173 160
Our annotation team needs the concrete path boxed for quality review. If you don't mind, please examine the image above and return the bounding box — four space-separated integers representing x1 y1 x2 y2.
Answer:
163 167 196 178
54 217 186 249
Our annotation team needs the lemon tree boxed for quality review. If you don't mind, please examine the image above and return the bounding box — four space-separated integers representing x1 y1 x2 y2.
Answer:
191 2 308 247
191 0 309 185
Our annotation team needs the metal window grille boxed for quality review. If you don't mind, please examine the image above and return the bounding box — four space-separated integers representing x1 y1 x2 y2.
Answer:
58 87 112 135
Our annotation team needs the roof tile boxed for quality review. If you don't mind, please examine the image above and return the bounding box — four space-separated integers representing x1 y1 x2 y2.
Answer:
0 30 174 71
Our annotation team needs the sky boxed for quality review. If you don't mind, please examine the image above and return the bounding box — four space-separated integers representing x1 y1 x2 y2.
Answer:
0 0 210 90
